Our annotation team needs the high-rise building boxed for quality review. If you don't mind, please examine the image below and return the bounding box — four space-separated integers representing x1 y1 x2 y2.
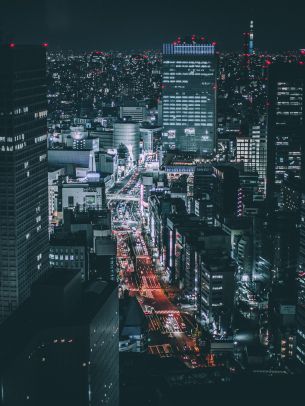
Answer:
162 36 217 155
0 269 119 406
213 165 239 223
296 192 305 365
235 124 267 195
199 233 235 329
0 44 49 322
267 63 305 207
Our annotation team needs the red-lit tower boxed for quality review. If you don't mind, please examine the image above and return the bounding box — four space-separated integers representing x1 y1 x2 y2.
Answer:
243 20 254 56
242 20 254 81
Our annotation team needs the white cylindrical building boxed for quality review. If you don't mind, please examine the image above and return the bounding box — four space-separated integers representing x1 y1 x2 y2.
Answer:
113 120 140 164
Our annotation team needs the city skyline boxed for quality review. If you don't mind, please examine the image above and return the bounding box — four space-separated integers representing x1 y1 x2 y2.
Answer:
1 4 305 405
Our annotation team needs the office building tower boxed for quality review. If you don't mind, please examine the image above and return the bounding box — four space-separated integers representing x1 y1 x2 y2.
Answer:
236 124 267 195
296 192 305 365
236 136 252 166
238 171 261 216
193 164 215 199
0 269 119 406
162 36 217 155
250 124 267 195
213 165 239 223
199 232 235 328
267 63 305 206
0 45 49 322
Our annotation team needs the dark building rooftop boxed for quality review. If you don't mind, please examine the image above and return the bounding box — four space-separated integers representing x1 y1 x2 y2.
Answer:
50 230 87 246
0 269 117 372
120 296 148 338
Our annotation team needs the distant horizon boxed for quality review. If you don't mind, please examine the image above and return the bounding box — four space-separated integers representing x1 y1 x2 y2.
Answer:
42 46 305 54
1 0 305 52
2 43 303 55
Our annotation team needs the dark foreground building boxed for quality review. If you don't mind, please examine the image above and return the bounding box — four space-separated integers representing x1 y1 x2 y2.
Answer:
267 62 305 207
0 269 119 406
0 44 49 322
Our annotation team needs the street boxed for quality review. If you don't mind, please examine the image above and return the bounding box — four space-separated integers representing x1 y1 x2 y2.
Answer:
109 170 204 368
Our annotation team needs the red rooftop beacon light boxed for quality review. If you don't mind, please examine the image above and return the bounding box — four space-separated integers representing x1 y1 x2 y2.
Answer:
42 43 49 48
9 43 15 48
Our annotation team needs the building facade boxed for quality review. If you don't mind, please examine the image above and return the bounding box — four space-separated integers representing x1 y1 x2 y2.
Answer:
162 37 217 155
0 45 49 322
297 193 305 364
267 63 305 206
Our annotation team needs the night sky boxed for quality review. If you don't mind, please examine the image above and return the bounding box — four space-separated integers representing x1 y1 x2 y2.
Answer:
1 0 305 51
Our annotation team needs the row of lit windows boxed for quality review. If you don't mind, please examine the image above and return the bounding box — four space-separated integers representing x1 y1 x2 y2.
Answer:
164 73 212 77
50 254 83 261
164 61 212 65
0 134 25 143
164 80 189 83
164 102 211 106
164 96 209 99
14 106 29 115
164 71 212 76
164 122 213 126
276 111 302 116
34 110 47 119
35 134 47 143
277 101 302 106
164 108 212 113
1 144 26 152
277 92 303 97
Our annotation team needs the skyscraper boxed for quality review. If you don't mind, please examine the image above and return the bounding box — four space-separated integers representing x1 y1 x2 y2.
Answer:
236 124 267 196
161 36 217 156
267 63 305 207
296 192 305 365
0 44 49 322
